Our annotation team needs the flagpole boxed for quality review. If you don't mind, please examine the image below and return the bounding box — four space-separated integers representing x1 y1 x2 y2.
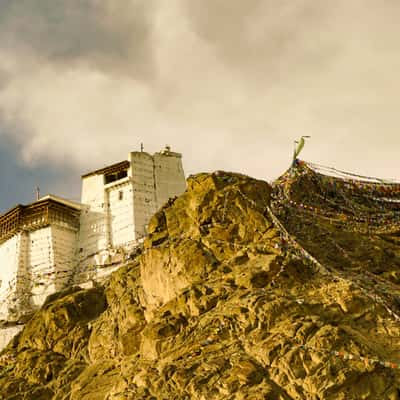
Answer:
292 135 311 165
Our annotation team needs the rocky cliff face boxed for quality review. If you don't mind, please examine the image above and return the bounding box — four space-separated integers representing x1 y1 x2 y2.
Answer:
1 168 400 399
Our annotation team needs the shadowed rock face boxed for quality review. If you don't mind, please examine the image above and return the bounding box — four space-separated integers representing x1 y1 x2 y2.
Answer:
1 170 400 399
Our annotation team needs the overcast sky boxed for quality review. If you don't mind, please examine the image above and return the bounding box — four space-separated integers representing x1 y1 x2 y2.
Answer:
0 0 399 212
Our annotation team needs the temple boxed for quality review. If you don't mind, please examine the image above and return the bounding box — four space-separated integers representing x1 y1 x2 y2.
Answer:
77 146 186 279
0 146 186 324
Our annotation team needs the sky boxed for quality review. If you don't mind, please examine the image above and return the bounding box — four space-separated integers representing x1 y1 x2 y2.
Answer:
0 0 399 213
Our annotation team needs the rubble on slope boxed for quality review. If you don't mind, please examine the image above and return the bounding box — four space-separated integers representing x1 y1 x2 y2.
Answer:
0 168 400 399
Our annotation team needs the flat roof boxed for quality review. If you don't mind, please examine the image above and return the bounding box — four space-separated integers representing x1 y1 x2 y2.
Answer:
81 160 130 179
81 147 183 179
0 195 81 222
38 194 82 210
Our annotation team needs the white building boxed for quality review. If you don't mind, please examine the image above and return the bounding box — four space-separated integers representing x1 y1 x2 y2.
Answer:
0 146 186 347
0 146 186 317
0 195 81 321
77 147 186 278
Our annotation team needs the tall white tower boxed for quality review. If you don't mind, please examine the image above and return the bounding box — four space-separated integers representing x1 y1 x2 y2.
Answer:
78 146 186 272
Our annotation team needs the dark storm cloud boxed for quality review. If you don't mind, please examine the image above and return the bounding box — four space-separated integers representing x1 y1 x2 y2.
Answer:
0 135 80 213
0 0 399 208
0 0 156 78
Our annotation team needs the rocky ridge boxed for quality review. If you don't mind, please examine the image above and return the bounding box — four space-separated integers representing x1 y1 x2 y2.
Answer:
1 165 400 399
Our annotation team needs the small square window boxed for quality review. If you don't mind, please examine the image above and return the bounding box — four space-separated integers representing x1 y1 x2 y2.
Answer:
119 190 124 200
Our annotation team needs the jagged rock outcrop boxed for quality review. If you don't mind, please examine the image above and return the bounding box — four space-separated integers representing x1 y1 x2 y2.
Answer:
1 169 400 399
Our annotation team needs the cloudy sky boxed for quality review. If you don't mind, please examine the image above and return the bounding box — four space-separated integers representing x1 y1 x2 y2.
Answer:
0 0 399 212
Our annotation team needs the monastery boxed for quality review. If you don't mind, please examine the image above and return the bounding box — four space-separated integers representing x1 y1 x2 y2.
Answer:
0 146 186 348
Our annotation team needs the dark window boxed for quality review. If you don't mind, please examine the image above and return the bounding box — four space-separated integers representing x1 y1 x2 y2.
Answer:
104 169 128 184
119 191 124 200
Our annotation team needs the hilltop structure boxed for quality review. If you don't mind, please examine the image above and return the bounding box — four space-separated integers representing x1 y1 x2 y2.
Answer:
0 146 186 324
78 146 186 279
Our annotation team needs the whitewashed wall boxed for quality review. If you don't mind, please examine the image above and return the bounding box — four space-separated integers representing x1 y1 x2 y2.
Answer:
107 180 135 247
29 227 54 307
153 152 186 208
79 174 108 269
79 174 136 273
0 224 79 320
0 234 21 320
20 225 78 309
51 225 78 288
130 152 157 239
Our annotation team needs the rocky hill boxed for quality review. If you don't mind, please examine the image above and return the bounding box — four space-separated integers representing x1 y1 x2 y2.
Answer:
1 163 400 399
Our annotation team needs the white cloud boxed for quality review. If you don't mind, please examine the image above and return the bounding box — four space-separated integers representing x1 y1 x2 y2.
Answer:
0 0 399 184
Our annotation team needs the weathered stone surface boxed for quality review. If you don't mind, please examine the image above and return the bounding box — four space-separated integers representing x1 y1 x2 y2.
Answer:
0 170 400 399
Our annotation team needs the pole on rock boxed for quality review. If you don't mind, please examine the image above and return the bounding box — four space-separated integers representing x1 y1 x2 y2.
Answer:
292 136 311 166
